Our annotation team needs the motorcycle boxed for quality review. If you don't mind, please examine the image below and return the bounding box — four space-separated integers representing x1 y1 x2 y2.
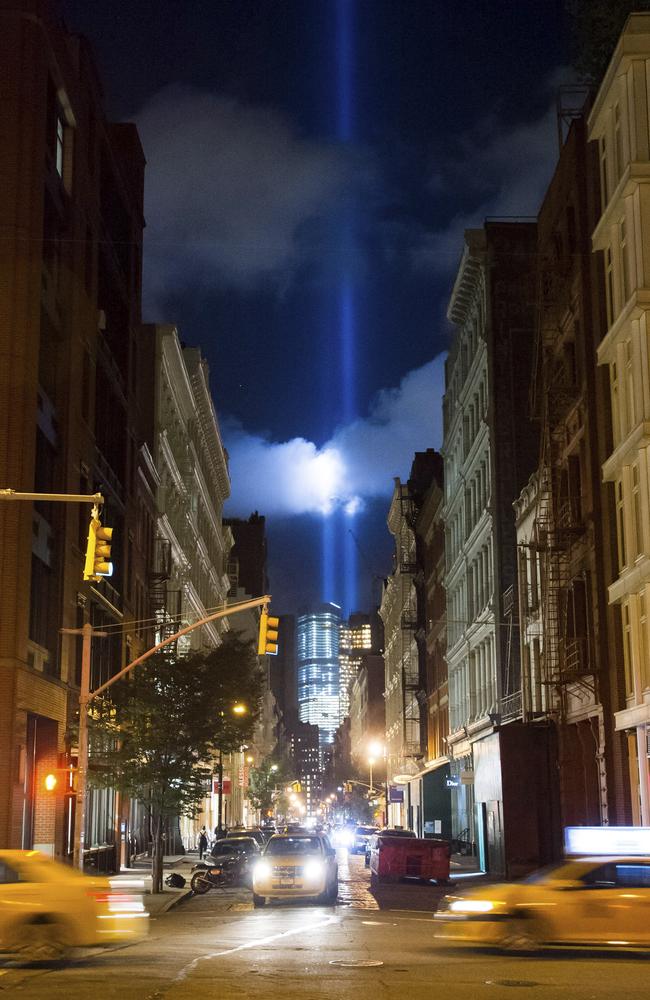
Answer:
190 854 243 894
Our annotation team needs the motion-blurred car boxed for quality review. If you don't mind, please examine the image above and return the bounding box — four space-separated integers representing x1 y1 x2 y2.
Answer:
332 825 356 849
252 833 338 907
434 856 650 951
365 827 416 866
0 850 148 964
352 826 378 855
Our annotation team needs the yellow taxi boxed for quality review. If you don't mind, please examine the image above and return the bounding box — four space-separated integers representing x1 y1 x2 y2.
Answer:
251 833 338 907
434 855 650 952
0 850 148 963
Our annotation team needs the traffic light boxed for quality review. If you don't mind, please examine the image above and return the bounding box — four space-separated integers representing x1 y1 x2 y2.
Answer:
257 610 279 655
83 514 113 581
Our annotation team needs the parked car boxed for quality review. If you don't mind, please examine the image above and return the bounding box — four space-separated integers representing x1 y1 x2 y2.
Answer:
0 850 148 964
225 828 266 849
365 827 416 866
434 855 650 952
201 837 261 886
252 833 338 907
352 826 378 855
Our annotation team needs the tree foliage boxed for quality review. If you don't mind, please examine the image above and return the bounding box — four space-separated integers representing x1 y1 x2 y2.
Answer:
89 632 262 889
247 756 288 816
566 0 650 85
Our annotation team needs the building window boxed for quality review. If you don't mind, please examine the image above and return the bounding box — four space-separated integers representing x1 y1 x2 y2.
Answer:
632 463 644 557
620 216 630 305
614 103 624 182
625 339 635 431
622 601 634 698
604 247 615 327
599 134 608 208
56 115 64 177
616 478 627 570
611 361 621 444
640 591 649 691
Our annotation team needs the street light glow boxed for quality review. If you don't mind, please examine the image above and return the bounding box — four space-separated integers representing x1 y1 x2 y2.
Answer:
232 703 247 715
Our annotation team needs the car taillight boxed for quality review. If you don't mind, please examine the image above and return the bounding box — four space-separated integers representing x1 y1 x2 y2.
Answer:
87 891 145 913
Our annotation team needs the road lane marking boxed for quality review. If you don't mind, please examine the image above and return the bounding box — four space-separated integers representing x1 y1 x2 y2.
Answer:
174 915 339 982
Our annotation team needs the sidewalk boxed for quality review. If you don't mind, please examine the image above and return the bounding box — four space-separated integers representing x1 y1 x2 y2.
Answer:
110 852 197 917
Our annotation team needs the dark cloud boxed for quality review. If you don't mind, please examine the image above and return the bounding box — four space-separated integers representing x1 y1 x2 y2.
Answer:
136 85 369 312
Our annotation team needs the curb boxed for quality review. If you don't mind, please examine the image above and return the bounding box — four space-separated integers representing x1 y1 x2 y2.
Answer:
153 887 193 914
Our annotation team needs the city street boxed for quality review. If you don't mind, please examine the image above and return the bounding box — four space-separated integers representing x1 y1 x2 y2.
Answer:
1 853 649 1000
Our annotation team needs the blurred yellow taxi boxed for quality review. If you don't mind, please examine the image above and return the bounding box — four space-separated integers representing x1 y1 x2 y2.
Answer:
434 856 650 952
0 850 148 963
252 833 338 907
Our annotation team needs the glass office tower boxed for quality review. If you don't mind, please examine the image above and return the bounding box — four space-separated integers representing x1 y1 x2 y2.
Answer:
297 603 341 757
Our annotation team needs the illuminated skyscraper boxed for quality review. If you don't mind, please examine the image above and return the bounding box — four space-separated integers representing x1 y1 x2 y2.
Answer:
297 603 341 756
339 612 382 721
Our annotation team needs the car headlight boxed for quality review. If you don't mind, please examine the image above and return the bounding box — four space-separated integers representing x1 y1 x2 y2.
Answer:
303 859 325 882
449 899 495 914
253 860 271 881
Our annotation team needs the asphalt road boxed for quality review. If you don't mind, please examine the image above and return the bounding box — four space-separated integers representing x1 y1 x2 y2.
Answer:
1 853 649 1000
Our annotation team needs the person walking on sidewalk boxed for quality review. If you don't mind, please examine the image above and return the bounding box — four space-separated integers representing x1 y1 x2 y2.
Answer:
198 826 209 860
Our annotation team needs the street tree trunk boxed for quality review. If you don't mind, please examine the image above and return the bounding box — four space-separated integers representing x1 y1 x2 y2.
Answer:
151 813 164 894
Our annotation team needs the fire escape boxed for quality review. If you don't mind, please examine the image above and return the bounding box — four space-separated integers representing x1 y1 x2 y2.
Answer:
148 537 181 645
529 241 593 714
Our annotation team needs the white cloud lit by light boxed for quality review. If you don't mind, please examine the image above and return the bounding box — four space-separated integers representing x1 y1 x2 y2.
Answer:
223 354 445 518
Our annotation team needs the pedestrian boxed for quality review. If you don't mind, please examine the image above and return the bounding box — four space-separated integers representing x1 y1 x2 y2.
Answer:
214 824 226 841
198 826 208 860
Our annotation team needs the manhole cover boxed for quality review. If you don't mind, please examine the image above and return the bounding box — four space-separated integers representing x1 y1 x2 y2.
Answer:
485 981 540 988
330 959 384 968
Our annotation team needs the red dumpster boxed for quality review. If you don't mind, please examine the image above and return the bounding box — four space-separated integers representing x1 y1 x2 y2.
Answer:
369 835 451 885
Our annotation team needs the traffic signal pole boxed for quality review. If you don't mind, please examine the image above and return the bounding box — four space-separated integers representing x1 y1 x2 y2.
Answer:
64 594 272 871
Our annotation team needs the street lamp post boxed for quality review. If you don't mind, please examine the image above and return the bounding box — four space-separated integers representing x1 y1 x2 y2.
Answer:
368 757 376 796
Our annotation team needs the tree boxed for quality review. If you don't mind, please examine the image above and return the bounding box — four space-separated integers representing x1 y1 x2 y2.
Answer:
89 632 263 891
247 757 287 818
566 0 650 85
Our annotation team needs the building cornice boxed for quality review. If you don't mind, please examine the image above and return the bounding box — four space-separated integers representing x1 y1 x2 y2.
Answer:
446 229 486 327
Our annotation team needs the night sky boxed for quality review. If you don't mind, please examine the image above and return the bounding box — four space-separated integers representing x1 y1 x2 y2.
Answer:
61 0 569 617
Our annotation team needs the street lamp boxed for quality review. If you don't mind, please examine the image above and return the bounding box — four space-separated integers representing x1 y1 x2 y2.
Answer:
368 756 376 795
232 703 247 716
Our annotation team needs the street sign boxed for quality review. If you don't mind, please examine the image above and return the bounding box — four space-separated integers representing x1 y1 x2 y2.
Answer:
213 777 231 795
388 786 404 803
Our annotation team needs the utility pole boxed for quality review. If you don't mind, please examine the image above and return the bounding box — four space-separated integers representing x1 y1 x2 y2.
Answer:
64 595 271 871
60 622 107 869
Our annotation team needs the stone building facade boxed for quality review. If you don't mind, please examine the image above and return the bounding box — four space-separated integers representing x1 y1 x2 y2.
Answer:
591 13 650 825
443 223 548 876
